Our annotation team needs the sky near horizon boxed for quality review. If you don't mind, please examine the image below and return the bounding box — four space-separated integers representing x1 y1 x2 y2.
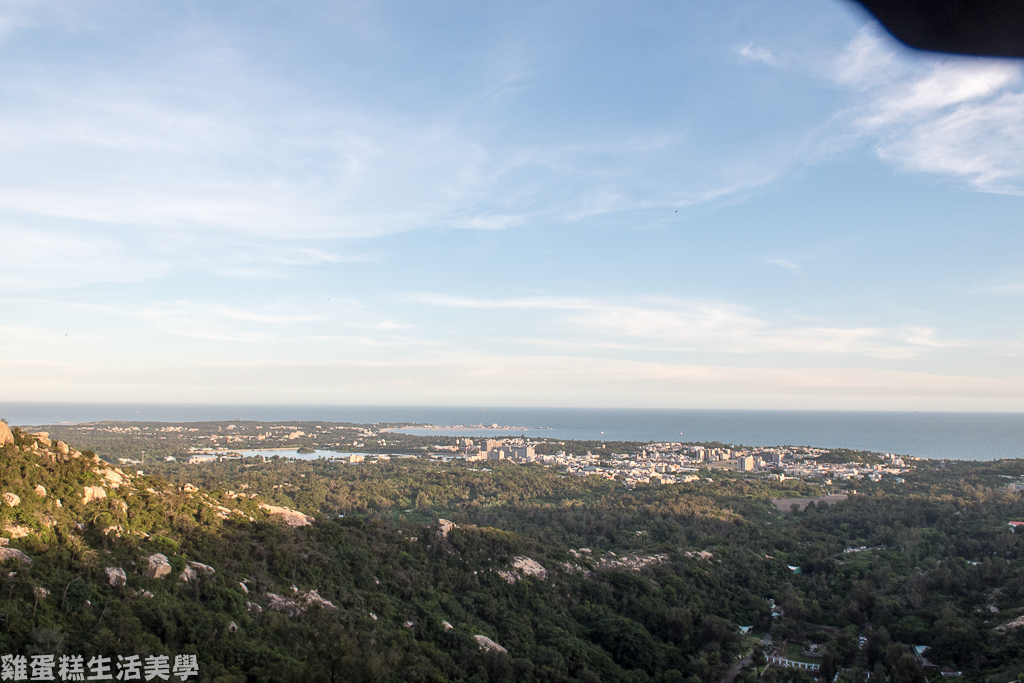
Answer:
1 0 1023 411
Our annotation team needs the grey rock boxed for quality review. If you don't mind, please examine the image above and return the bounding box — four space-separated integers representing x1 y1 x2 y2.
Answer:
105 567 127 587
143 553 171 579
474 635 507 653
265 593 304 617
0 548 32 564
437 519 457 538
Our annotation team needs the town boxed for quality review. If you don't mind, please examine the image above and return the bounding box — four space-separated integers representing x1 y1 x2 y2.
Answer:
31 420 912 490
420 437 910 488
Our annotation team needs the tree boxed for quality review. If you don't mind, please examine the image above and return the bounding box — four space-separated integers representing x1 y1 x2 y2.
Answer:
820 650 838 681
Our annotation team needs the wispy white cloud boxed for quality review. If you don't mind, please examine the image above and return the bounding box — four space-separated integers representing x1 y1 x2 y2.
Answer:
410 293 968 359
860 64 1019 127
1 353 1020 411
567 305 946 360
0 1 91 42
0 224 170 291
408 293 585 310
126 302 317 343
832 28 1024 192
75 297 417 347
0 5 859 295
0 324 104 349
737 43 776 65
0 54 778 292
875 91 1024 190
0 293 432 357
202 306 322 325
0 78 499 239
451 212 527 231
975 281 1024 294
832 29 900 88
765 258 802 274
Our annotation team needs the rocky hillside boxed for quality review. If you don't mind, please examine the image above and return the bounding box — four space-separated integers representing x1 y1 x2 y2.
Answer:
2 421 755 683
0 424 477 681
6 419 1015 682
0 424 316 545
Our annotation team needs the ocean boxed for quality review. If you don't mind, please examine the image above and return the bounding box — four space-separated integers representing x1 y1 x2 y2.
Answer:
1 403 1022 461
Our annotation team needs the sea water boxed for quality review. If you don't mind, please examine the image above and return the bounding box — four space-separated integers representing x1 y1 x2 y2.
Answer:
2 403 1022 461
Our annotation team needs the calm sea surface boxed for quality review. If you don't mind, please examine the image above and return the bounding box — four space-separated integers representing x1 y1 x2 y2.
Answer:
2 403 1023 461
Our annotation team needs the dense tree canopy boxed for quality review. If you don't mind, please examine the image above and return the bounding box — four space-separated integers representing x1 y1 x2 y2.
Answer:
2 425 1024 681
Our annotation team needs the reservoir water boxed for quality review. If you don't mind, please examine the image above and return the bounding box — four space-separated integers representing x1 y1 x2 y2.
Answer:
229 449 380 461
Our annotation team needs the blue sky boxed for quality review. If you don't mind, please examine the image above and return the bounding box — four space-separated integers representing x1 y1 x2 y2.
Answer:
1 0 1023 410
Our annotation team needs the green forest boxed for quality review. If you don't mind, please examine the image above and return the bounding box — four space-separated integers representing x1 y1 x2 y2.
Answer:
2 422 1024 682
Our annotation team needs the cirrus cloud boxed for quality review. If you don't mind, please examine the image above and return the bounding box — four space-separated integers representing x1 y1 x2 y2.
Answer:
833 28 1024 192
410 292 970 360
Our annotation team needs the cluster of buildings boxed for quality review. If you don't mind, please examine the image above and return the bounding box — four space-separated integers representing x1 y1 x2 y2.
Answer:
74 421 912 489
775 456 907 484
428 439 910 488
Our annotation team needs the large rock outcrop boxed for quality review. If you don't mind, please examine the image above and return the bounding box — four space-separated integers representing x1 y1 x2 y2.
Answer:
996 615 1024 632
102 469 125 489
512 556 548 579
265 589 336 617
437 519 457 538
0 548 32 564
683 550 713 561
265 593 304 617
258 503 314 527
598 552 668 571
82 486 106 505
498 556 549 584
29 432 51 448
3 493 19 508
0 422 12 447
105 567 127 587
474 635 507 654
180 561 216 582
302 589 337 611
143 553 172 579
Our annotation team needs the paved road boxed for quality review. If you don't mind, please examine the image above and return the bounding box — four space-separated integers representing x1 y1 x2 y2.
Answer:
720 653 752 683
